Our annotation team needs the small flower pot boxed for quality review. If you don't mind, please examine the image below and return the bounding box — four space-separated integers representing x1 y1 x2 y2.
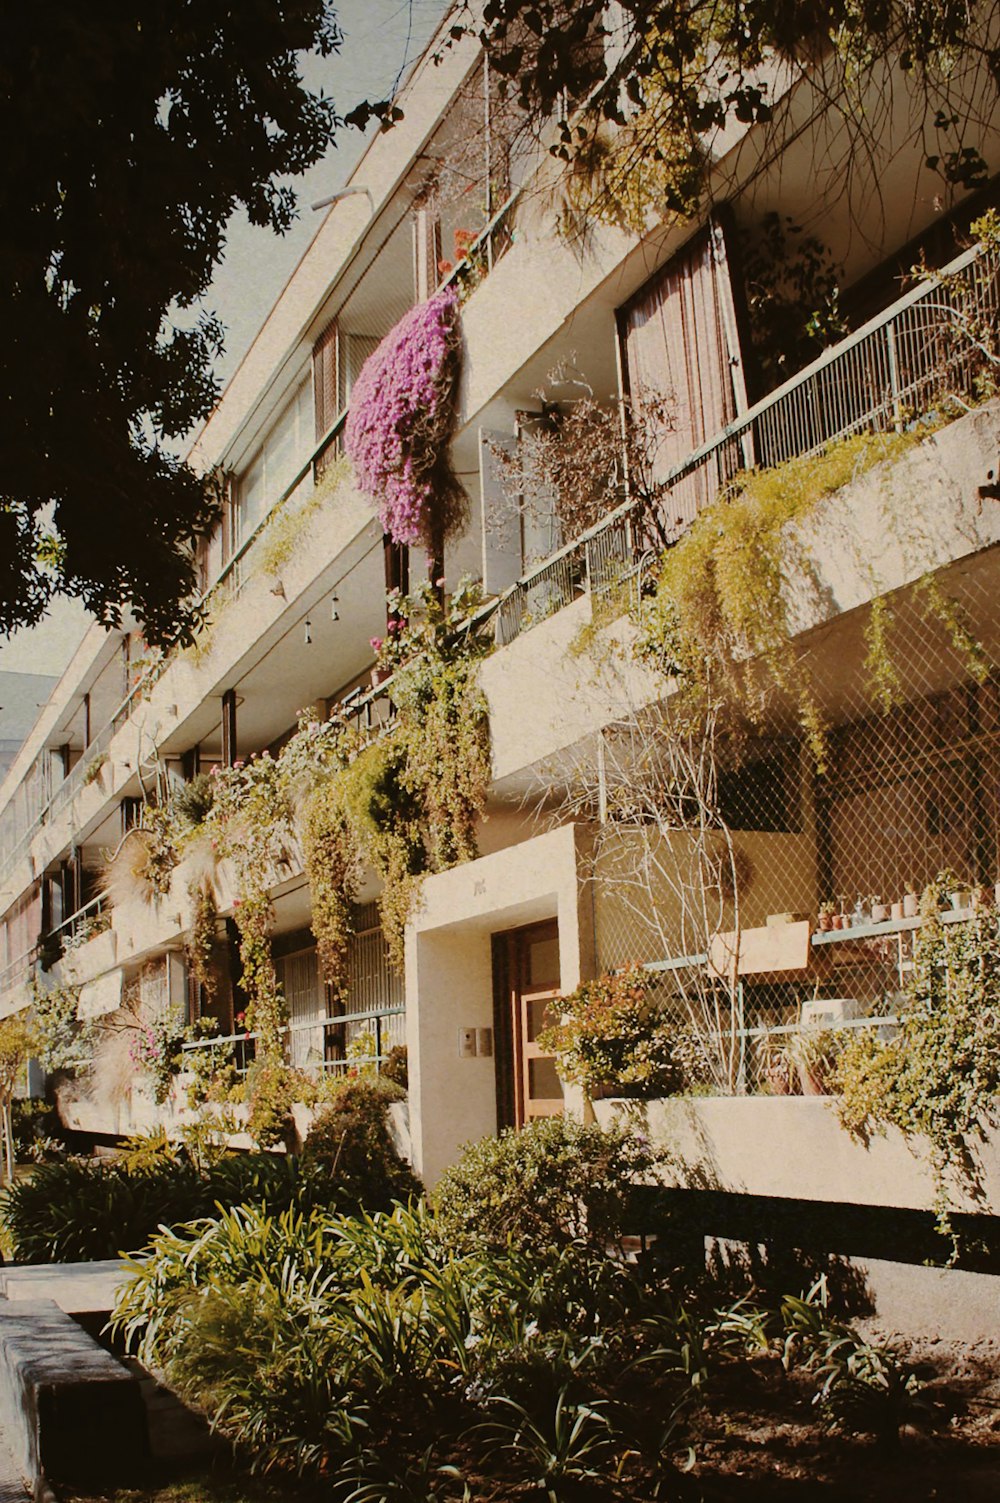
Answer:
902 893 920 918
371 666 391 688
890 900 905 921
971 885 993 911
818 914 833 932
832 914 845 930
871 903 890 924
949 889 971 913
797 1064 829 1096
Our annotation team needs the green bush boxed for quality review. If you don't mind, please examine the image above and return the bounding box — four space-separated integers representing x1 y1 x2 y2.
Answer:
433 1116 652 1253
0 1147 338 1263
303 1077 420 1212
246 1061 317 1149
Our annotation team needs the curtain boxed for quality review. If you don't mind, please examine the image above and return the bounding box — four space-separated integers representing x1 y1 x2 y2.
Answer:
619 218 748 536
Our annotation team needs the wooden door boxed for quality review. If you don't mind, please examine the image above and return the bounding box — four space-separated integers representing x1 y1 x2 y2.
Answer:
494 920 564 1127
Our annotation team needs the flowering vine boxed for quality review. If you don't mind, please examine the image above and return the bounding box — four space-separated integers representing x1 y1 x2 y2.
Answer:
344 287 466 552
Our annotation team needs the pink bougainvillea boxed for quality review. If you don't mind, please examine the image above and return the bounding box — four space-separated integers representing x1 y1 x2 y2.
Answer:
344 287 466 551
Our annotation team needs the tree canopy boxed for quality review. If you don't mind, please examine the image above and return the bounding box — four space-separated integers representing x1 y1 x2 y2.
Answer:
0 1 344 646
452 0 1000 231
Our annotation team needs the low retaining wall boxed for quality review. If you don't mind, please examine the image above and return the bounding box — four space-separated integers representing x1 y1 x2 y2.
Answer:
592 1095 1000 1215
0 1298 148 1492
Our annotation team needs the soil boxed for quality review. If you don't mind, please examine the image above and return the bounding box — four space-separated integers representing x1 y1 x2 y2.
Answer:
59 1333 1000 1503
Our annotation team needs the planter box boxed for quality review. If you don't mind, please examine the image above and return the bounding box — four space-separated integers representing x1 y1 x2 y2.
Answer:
591 1095 1000 1216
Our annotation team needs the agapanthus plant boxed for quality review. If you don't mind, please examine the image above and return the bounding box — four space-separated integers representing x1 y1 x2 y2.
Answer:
344 287 466 551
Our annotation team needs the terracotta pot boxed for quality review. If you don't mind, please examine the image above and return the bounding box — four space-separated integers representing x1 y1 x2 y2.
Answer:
371 666 391 688
797 1065 828 1097
832 914 845 930
902 893 920 918
818 914 833 932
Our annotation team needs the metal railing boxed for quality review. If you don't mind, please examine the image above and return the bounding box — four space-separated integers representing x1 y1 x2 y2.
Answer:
180 1003 406 1078
48 895 109 954
488 236 1000 648
439 188 521 299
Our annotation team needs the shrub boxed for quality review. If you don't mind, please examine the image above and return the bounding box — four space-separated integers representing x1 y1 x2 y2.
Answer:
303 1077 420 1212
537 965 707 1097
380 1043 408 1091
246 1061 317 1149
433 1117 652 1253
0 1147 338 1263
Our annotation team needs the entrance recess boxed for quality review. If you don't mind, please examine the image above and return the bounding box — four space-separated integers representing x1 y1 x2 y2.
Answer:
493 919 564 1128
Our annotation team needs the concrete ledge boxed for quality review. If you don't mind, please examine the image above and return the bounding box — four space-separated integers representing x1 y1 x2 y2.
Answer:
0 1261 131 1315
593 1095 1000 1214
0 1299 148 1489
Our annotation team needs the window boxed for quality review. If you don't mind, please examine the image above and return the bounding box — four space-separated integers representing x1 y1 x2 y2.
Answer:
234 377 313 552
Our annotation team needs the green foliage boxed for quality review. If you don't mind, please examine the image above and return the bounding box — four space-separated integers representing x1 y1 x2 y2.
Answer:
246 1060 317 1149
107 1172 945 1491
538 964 706 1097
433 1117 651 1254
207 755 292 1055
185 878 219 1009
8 1099 67 1163
2 1 344 643
836 906 1000 1232
303 1077 420 1212
29 975 91 1075
300 777 359 1000
639 430 922 768
172 772 217 829
0 1146 337 1263
742 214 847 389
381 1043 409 1091
453 0 1000 245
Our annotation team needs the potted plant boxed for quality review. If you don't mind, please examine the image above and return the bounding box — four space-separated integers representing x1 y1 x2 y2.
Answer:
902 881 920 919
870 895 890 924
786 1027 843 1096
817 901 836 932
936 868 970 913
758 1031 794 1095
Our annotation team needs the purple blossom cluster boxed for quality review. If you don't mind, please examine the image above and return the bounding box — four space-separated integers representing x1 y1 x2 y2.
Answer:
344 288 462 547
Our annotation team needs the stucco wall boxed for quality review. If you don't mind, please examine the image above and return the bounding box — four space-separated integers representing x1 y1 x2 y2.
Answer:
406 822 593 1185
592 1095 1000 1216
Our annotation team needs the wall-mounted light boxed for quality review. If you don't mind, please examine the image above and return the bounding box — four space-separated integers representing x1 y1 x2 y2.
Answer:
304 619 313 646
311 184 374 213
330 595 340 622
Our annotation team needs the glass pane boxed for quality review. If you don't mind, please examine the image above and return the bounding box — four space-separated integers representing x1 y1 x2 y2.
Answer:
528 1057 564 1101
528 935 559 987
525 997 557 1042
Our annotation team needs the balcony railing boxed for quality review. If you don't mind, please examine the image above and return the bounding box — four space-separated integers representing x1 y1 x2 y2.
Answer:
180 1003 406 1078
485 236 1000 648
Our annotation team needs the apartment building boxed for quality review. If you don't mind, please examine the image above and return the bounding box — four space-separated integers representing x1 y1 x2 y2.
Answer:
3 6 1000 1216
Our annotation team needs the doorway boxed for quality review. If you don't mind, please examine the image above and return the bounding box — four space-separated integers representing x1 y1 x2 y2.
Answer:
492 919 564 1128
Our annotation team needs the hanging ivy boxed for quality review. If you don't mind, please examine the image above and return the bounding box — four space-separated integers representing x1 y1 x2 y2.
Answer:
638 429 924 770
206 754 291 1059
185 877 218 1011
299 780 359 1004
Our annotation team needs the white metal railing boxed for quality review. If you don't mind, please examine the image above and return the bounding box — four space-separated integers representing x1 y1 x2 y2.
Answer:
179 1003 406 1077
